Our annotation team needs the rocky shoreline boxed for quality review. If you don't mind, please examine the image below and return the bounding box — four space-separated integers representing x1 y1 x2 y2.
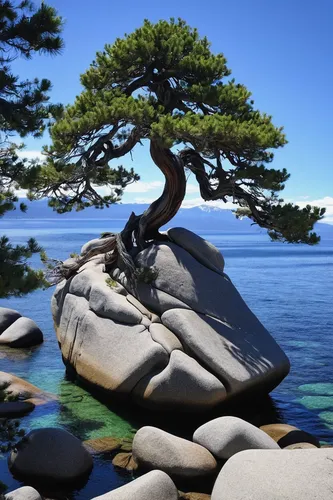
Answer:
1 229 332 499
1 397 332 499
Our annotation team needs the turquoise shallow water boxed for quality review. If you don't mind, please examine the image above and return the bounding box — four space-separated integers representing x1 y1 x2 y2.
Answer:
0 218 332 497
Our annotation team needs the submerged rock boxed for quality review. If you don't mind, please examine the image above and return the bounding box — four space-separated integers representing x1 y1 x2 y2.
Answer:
8 428 93 485
179 493 211 500
193 416 279 459
83 436 132 454
211 449 333 500
52 228 290 410
91 470 178 500
112 452 138 471
0 309 43 348
132 426 217 479
0 401 35 418
0 371 56 406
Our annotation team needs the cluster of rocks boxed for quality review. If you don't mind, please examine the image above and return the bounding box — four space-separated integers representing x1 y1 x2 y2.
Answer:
92 417 333 499
0 308 43 348
52 228 290 410
5 416 330 499
2 228 330 499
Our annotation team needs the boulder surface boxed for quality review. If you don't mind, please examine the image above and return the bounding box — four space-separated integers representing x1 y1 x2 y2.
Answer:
193 416 279 459
52 229 290 410
91 470 178 500
211 449 333 500
8 428 93 484
0 308 21 334
132 426 217 478
4 486 42 500
0 309 43 348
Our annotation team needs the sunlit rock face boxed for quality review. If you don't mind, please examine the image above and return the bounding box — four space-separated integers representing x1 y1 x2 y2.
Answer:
52 227 290 411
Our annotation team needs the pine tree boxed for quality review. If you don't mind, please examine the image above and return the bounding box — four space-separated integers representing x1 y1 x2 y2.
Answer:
0 0 63 297
29 19 325 280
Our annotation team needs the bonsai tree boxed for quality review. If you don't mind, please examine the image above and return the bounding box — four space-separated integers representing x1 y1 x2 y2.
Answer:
0 0 64 297
29 19 325 281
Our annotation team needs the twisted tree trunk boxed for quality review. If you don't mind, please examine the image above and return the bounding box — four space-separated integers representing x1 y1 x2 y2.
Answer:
136 140 186 245
58 140 186 283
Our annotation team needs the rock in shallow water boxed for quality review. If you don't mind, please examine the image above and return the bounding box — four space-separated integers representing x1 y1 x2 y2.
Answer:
0 371 56 406
0 308 21 335
53 229 290 411
193 416 279 459
91 470 178 500
0 313 43 348
132 426 217 479
211 449 333 500
0 401 35 418
8 428 93 484
5 486 42 500
260 423 320 448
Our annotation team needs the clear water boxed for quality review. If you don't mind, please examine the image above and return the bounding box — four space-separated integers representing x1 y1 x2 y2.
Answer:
0 219 333 498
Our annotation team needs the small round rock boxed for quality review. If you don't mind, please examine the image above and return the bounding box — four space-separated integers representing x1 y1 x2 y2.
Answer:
8 428 93 484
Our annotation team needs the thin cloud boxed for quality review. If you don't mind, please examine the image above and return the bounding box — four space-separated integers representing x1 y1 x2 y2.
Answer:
294 196 333 224
125 181 164 193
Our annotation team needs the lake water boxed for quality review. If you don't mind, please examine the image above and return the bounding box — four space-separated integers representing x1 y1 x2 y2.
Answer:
0 218 333 498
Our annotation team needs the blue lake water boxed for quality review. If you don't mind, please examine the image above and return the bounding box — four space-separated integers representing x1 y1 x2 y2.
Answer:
0 218 333 498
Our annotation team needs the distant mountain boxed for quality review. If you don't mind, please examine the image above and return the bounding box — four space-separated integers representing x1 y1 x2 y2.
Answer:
3 199 333 237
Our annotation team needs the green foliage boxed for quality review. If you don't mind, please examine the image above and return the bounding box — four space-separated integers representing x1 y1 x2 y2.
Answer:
0 1 63 298
105 277 118 288
31 18 325 244
0 235 47 297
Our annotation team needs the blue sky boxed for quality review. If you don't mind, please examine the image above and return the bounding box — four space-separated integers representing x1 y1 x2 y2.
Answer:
13 0 333 221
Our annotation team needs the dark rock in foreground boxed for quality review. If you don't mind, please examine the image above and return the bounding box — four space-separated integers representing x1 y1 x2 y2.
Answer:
8 428 93 485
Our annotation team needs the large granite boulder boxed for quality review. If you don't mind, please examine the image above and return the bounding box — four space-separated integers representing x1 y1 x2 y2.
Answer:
52 228 290 410
0 308 43 347
91 470 178 500
211 449 333 500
